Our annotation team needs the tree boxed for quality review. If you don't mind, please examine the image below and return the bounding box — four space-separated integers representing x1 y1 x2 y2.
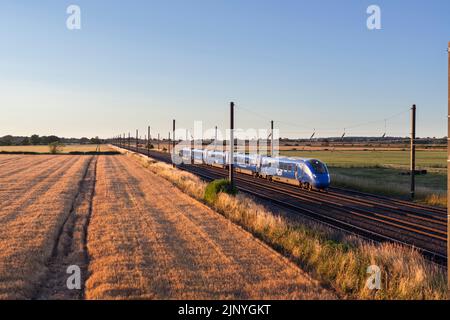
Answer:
0 135 13 146
90 136 101 144
80 137 89 144
30 134 40 145
48 142 64 154
47 135 60 144
21 137 30 145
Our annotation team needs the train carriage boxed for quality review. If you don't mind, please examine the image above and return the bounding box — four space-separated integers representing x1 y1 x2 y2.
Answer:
205 150 227 168
258 156 280 179
180 148 192 163
192 148 206 164
234 153 259 176
180 147 330 190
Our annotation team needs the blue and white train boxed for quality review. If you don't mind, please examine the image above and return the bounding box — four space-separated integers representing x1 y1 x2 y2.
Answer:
179 148 330 190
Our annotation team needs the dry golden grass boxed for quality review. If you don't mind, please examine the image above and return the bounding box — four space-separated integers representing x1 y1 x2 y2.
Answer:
422 194 447 207
0 155 92 299
119 148 447 300
85 155 333 299
0 144 113 153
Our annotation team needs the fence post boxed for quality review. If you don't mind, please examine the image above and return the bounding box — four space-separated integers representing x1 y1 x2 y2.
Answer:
229 102 235 188
172 120 176 168
410 104 416 199
446 41 450 294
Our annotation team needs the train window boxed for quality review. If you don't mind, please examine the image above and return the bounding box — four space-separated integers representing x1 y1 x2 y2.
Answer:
307 160 327 174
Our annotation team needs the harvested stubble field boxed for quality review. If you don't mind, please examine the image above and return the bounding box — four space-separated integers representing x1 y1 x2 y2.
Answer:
0 154 94 299
0 154 333 300
0 144 114 154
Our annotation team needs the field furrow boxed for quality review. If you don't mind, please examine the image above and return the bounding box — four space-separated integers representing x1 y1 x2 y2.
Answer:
0 156 83 223
0 155 26 166
0 156 81 215
0 155 70 183
0 155 59 180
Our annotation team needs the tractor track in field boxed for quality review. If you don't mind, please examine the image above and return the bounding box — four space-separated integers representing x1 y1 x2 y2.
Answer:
34 156 98 300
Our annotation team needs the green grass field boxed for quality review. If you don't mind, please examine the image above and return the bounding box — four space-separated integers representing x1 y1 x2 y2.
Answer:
281 150 447 206
281 150 446 170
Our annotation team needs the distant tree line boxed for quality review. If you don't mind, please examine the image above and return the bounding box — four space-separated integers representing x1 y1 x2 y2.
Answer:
279 136 447 145
2 135 446 147
0 135 104 146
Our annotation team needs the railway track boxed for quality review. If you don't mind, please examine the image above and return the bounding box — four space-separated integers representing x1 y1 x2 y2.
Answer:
117 144 447 265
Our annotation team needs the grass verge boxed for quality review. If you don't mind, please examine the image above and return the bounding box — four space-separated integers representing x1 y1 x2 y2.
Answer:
204 179 238 204
119 148 447 300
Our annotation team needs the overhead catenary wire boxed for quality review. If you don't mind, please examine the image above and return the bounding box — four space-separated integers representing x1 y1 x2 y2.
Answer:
115 105 416 148
235 104 411 138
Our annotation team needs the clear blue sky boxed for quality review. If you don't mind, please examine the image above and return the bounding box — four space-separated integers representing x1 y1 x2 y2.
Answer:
0 0 448 139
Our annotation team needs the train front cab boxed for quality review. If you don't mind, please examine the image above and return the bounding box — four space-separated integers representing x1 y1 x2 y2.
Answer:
302 159 330 190
259 157 330 190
